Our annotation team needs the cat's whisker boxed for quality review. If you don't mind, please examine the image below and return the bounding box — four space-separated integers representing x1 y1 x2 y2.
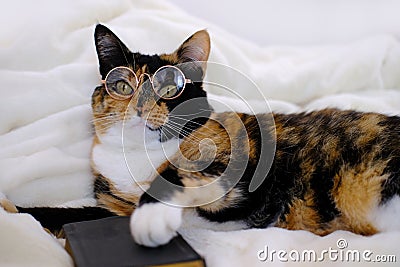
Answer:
164 127 201 141
93 111 125 117
91 119 113 125
91 116 120 123
92 121 117 128
160 126 216 156
167 115 219 133
166 119 220 137
160 126 204 145
164 124 205 139
162 124 207 143
92 121 122 132
167 109 212 118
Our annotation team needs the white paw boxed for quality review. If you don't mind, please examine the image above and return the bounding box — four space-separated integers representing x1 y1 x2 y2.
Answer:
130 202 182 247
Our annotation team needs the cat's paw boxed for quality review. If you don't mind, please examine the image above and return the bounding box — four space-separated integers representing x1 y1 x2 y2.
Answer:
0 193 18 213
130 202 182 247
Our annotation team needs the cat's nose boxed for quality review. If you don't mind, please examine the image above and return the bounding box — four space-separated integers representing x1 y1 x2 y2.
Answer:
136 107 143 117
136 106 149 117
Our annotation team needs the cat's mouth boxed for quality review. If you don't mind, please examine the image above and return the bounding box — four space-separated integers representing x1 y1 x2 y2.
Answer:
125 117 157 131
145 121 175 143
142 113 168 132
128 116 177 141
145 121 161 131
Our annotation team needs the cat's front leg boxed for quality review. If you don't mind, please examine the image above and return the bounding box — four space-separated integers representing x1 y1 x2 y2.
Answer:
129 168 188 247
130 155 230 247
130 189 183 247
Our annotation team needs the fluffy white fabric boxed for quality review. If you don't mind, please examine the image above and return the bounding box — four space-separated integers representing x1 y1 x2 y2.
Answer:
1 0 399 266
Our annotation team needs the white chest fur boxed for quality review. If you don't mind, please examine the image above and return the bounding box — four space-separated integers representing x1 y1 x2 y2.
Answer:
92 121 180 195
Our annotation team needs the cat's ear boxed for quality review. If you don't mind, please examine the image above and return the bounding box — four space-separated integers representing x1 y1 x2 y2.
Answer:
176 30 210 63
94 24 131 79
175 30 210 79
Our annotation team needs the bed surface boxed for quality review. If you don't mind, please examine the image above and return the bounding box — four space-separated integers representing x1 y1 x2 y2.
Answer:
1 0 399 266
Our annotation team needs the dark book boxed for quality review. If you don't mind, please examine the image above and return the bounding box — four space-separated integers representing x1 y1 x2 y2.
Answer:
63 216 205 267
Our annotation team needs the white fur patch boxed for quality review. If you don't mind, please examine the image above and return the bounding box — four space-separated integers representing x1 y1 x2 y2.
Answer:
92 119 180 194
369 196 400 232
130 202 183 247
181 209 247 231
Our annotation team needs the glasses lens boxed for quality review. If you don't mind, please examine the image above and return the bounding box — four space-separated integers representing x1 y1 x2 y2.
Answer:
105 67 137 99
153 66 185 99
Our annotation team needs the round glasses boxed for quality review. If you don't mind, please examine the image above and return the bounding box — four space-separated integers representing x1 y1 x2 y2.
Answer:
102 65 192 100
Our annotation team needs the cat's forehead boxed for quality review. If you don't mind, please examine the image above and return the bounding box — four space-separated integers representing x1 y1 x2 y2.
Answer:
133 53 178 74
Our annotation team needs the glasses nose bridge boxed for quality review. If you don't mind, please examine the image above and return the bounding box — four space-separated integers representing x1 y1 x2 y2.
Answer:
136 73 152 87
135 73 157 102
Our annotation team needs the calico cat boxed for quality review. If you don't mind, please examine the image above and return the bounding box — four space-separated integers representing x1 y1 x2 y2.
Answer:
89 25 400 248
90 25 212 217
7 25 400 245
5 24 212 233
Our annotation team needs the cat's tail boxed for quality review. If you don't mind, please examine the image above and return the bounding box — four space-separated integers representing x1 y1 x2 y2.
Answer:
16 206 116 236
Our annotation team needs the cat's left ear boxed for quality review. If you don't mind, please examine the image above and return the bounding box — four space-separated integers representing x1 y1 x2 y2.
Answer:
175 30 210 77
94 24 132 79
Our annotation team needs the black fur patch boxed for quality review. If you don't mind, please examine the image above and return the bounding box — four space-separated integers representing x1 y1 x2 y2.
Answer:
139 167 185 206
94 174 136 206
17 206 115 233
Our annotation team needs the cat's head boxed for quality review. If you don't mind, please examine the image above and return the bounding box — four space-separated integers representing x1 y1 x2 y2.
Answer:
92 24 212 145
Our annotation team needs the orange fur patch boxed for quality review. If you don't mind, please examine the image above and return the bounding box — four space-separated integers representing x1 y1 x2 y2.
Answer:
0 198 18 213
355 114 385 147
276 192 323 234
331 162 387 235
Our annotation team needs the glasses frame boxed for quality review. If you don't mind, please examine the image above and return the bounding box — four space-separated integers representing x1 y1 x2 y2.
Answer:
102 65 192 100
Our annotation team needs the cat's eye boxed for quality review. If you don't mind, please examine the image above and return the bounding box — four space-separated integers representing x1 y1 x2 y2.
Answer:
115 81 133 95
152 66 186 99
102 65 191 100
157 85 178 99
104 67 137 100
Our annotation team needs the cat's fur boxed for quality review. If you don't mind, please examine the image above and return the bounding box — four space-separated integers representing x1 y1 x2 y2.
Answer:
90 25 400 247
5 25 399 244
91 25 212 217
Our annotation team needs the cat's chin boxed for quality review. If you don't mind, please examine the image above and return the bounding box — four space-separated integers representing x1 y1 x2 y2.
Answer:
97 118 159 149
126 117 160 133
125 116 146 128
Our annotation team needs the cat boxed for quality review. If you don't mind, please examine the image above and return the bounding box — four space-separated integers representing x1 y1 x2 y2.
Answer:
90 24 213 217
89 25 400 247
5 24 400 245
2 24 213 233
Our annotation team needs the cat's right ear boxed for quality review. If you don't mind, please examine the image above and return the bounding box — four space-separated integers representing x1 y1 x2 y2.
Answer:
94 24 131 79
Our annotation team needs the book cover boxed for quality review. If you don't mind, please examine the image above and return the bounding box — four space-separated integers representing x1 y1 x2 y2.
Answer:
63 216 205 267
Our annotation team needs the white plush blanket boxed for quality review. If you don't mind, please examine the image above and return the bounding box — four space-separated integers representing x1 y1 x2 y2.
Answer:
1 0 400 266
